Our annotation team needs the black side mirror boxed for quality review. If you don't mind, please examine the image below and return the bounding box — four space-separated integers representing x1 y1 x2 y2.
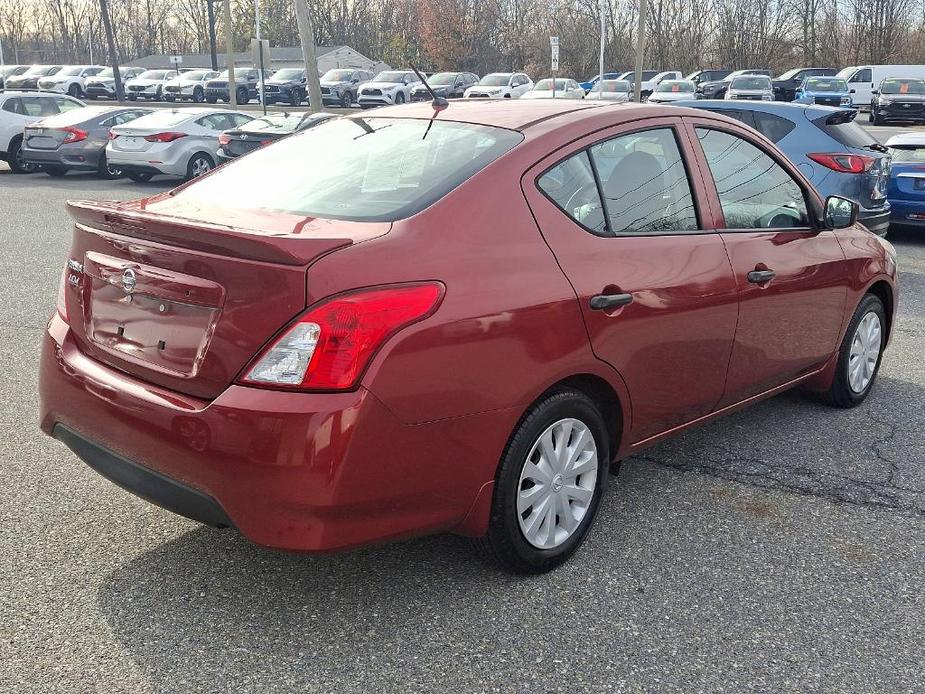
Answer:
850 88 856 93
824 195 858 229
872 89 879 95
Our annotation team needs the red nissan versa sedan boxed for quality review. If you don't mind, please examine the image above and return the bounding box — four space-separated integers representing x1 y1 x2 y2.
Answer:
40 100 897 573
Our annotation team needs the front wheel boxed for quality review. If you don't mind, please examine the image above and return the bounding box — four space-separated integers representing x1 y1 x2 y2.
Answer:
393 91 405 104
340 90 352 108
236 86 249 104
193 86 205 103
818 293 886 408
477 388 610 574
67 83 82 98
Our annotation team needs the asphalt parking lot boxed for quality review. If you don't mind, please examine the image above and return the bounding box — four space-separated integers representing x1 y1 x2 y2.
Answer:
1 124 923 693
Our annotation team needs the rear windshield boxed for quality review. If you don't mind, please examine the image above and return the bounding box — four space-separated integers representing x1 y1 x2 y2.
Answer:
34 106 110 127
888 146 925 162
814 116 879 150
881 78 925 94
123 110 191 129
173 117 523 222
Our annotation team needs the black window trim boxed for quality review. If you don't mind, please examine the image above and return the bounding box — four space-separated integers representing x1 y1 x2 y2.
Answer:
534 122 705 238
688 120 819 234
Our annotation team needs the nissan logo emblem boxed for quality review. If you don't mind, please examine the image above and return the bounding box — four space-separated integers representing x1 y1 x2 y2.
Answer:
121 268 137 293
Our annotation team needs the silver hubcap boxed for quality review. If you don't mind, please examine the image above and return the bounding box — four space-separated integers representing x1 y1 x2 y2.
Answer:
848 311 882 393
517 418 598 550
191 158 211 177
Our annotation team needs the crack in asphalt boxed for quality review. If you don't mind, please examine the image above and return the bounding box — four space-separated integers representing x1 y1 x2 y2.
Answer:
634 419 925 516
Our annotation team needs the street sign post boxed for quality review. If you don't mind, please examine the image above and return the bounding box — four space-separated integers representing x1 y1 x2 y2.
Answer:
550 36 559 98
169 54 182 75
251 38 271 114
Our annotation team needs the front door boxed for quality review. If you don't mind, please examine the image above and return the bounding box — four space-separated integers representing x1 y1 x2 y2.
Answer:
685 120 848 406
522 120 739 442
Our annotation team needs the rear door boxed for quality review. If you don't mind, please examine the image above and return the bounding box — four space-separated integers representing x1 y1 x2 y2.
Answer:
522 118 739 442
683 117 848 406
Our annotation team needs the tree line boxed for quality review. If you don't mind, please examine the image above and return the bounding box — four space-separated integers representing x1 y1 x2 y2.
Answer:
2 0 923 78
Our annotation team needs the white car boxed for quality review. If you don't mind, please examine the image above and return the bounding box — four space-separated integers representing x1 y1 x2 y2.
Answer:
37 65 105 98
617 70 682 99
124 69 174 101
163 70 220 103
521 78 585 99
464 73 534 99
725 74 774 101
0 91 85 173
584 79 632 102
646 79 698 103
106 107 253 181
357 71 421 108
84 67 146 99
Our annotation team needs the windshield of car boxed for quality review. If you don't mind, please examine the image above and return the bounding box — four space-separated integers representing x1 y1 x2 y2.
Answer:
241 113 306 133
25 66 56 76
139 70 169 80
479 74 512 86
374 72 411 83
427 73 459 85
181 70 212 81
684 71 701 80
775 68 802 80
731 76 771 90
656 80 694 93
881 78 925 95
124 110 190 129
592 80 631 93
94 68 115 79
804 78 847 92
272 69 304 80
322 70 354 81
888 145 925 162
534 79 571 90
173 117 523 222
58 67 84 76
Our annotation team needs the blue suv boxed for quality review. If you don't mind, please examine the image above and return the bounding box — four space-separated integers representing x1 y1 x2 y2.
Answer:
677 100 891 235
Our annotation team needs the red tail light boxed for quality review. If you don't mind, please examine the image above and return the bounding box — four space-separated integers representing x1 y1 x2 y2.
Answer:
144 131 187 143
260 139 272 146
240 283 444 391
61 127 88 144
108 130 118 140
808 153 876 174
218 133 231 146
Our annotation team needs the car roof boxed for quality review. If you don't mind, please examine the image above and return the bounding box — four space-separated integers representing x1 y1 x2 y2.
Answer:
0 90 80 99
885 132 925 147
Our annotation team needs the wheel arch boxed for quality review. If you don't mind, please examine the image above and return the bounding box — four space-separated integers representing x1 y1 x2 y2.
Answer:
866 278 894 343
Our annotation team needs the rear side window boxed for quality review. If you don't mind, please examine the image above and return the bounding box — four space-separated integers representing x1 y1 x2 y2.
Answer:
21 97 59 116
752 111 795 143
2 98 23 114
813 116 878 150
538 152 607 234
695 127 808 229
173 117 523 223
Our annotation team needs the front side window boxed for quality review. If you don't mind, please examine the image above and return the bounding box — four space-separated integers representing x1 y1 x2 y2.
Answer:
695 128 808 229
852 69 872 83
538 152 606 234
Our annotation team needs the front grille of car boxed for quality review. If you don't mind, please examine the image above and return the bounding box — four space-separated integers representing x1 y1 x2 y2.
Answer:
814 97 842 107
886 102 924 116
362 89 382 96
735 95 765 101
321 87 331 95
128 84 146 91
265 85 280 93
207 81 227 89
165 86 180 93
467 92 491 98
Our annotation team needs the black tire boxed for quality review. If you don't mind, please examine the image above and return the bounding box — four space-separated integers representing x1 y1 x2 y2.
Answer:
193 86 204 103
96 153 121 180
165 95 175 102
7 137 37 174
236 86 249 105
43 166 68 177
394 91 405 104
868 109 874 123
476 387 611 574
640 90 652 101
872 113 882 125
818 293 886 408
340 90 352 108
185 152 214 181
126 171 153 183
288 89 300 106
155 87 163 102
127 94 137 101
67 83 81 98
206 95 217 104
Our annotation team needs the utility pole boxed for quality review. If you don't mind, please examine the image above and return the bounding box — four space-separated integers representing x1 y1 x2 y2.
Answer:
223 0 237 107
206 0 218 71
255 0 266 114
633 0 647 102
294 0 323 113
99 0 124 102
599 0 605 87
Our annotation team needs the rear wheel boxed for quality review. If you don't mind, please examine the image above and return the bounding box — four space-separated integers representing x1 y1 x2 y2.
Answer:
126 171 153 183
818 293 886 408
7 137 37 174
186 153 214 181
477 388 610 573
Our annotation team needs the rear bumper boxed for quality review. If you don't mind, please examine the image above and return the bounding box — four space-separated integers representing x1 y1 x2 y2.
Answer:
888 199 925 226
858 207 891 236
106 145 189 177
22 145 103 171
39 316 501 550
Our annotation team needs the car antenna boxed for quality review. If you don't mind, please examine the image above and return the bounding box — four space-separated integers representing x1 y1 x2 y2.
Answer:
410 64 448 112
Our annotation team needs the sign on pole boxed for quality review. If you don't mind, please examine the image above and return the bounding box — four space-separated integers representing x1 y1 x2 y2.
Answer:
169 55 182 74
550 36 559 97
251 38 271 71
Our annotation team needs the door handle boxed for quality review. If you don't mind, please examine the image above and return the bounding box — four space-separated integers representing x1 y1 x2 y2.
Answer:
589 293 634 310
747 269 776 284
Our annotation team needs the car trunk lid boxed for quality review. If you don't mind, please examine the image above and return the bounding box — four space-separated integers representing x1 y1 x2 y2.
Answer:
63 198 390 399
24 125 69 150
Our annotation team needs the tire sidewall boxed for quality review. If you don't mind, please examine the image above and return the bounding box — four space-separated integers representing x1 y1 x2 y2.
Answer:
833 294 886 405
488 389 610 572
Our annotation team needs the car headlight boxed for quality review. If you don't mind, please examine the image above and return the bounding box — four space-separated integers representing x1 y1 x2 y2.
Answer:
880 98 892 105
762 94 772 100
